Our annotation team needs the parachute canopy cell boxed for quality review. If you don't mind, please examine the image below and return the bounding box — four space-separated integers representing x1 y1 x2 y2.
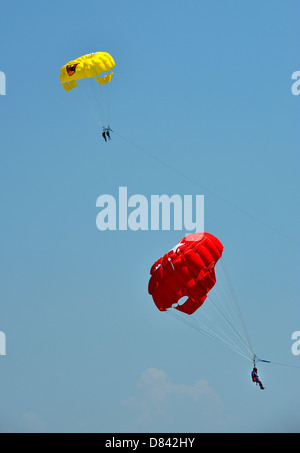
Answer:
148 233 224 315
60 52 115 92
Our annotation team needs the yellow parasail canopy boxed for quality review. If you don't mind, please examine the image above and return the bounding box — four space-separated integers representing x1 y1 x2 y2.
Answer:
60 52 115 92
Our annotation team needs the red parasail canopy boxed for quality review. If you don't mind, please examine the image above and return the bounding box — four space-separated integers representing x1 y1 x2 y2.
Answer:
148 233 224 315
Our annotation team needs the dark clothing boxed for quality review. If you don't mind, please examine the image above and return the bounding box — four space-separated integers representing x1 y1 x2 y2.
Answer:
252 368 265 390
102 127 112 142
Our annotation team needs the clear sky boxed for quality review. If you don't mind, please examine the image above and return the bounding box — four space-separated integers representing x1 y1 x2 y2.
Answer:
0 0 299 433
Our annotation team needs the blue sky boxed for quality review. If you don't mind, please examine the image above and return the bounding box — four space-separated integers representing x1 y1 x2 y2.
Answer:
0 0 299 433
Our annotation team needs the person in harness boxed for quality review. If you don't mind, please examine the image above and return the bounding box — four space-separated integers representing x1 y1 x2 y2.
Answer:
102 130 107 142
102 126 113 142
251 366 265 390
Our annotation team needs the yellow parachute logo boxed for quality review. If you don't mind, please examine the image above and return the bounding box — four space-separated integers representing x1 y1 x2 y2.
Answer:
60 52 115 92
